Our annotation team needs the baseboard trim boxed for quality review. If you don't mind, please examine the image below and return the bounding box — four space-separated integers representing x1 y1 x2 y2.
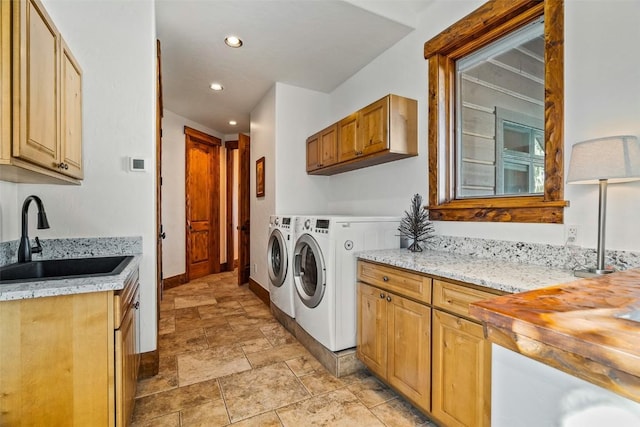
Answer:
163 273 187 290
138 350 159 379
248 278 270 306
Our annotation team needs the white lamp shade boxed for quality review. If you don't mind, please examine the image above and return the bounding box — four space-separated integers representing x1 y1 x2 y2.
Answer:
567 135 640 184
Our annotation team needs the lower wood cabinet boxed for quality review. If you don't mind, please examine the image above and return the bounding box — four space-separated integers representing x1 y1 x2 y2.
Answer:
357 260 499 426
115 271 141 426
0 268 140 426
357 281 431 412
432 309 491 427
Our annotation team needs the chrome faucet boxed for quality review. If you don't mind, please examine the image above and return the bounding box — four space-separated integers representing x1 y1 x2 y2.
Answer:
18 195 50 263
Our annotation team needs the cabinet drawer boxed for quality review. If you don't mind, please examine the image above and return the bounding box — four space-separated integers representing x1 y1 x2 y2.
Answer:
114 269 139 329
433 280 497 319
358 261 431 304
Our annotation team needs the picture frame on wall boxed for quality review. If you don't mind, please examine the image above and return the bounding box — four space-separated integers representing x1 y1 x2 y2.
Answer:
256 157 265 197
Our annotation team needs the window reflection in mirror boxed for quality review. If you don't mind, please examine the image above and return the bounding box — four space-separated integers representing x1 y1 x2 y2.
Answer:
456 19 544 198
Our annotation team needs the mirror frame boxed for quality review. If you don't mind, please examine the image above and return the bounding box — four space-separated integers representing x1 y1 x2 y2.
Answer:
423 0 567 223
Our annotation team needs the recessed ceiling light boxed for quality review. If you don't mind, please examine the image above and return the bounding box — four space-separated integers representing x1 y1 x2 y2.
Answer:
229 120 237 126
224 36 243 48
209 83 223 91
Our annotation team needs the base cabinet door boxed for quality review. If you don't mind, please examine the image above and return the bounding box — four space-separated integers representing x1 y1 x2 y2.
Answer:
115 278 140 426
387 294 431 411
357 280 431 413
432 309 491 427
356 282 387 378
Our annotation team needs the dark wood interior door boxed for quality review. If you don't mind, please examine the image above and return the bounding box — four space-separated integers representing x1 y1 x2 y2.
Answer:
185 126 221 281
237 133 250 285
150 38 163 376
225 140 238 272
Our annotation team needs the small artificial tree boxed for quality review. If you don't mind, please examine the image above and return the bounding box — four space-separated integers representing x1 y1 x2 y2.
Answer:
398 194 434 252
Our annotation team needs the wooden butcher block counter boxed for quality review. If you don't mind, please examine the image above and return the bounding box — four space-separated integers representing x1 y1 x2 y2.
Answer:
470 268 640 403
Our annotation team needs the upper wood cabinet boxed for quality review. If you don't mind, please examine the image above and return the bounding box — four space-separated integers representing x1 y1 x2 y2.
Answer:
308 94 417 175
306 124 338 173
0 0 83 184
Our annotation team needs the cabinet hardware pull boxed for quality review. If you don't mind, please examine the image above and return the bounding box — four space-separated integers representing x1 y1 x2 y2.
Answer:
386 296 392 302
134 301 140 309
380 293 385 299
382 276 389 281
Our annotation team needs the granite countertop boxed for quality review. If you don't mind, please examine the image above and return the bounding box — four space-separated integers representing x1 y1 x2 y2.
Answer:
470 269 640 403
357 248 577 294
0 255 141 301
359 248 640 402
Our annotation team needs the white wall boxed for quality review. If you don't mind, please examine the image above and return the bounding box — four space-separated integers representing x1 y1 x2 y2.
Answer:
249 87 276 289
249 0 640 287
562 0 640 251
0 181 18 242
24 0 157 352
274 83 332 215
327 0 640 251
161 109 225 278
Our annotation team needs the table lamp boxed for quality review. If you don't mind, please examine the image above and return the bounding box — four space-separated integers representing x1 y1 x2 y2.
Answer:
566 135 640 277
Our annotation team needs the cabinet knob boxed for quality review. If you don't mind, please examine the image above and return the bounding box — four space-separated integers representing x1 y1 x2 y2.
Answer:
382 276 389 282
386 296 392 302
379 293 385 299
134 301 140 310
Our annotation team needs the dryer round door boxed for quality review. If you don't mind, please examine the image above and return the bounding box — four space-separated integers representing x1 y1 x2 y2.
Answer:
267 229 288 287
293 233 326 308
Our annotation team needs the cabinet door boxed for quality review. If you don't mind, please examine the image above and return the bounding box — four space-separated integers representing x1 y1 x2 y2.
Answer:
1 1 10 162
387 293 431 412
60 39 83 179
115 291 140 427
359 97 388 156
432 309 491 427
14 0 60 169
338 112 358 162
319 124 337 167
357 282 387 378
306 132 320 172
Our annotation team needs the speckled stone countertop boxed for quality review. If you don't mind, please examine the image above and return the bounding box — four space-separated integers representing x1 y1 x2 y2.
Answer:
0 255 141 301
357 248 577 294
470 269 640 403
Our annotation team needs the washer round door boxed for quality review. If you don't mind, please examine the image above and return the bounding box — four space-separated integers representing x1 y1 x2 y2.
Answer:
267 229 288 287
293 233 326 308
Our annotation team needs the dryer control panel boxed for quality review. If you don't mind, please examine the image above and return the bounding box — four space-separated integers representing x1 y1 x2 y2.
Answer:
314 219 330 234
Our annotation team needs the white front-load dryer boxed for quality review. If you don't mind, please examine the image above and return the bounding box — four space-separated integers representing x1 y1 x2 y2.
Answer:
293 216 400 351
267 215 296 318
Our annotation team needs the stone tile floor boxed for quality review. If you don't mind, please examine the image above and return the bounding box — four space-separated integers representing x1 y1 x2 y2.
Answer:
132 270 437 426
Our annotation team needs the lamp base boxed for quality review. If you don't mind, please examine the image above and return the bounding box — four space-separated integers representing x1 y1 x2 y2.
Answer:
573 268 615 278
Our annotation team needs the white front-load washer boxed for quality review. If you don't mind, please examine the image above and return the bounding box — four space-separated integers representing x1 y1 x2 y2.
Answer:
292 216 400 351
267 215 296 318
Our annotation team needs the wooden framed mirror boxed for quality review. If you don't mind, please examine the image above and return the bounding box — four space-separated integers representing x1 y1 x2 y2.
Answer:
424 0 567 223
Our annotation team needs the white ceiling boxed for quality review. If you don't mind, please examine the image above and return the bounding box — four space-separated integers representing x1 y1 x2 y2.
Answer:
155 0 434 135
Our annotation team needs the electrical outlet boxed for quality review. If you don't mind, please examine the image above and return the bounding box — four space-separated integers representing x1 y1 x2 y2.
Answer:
565 225 578 245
